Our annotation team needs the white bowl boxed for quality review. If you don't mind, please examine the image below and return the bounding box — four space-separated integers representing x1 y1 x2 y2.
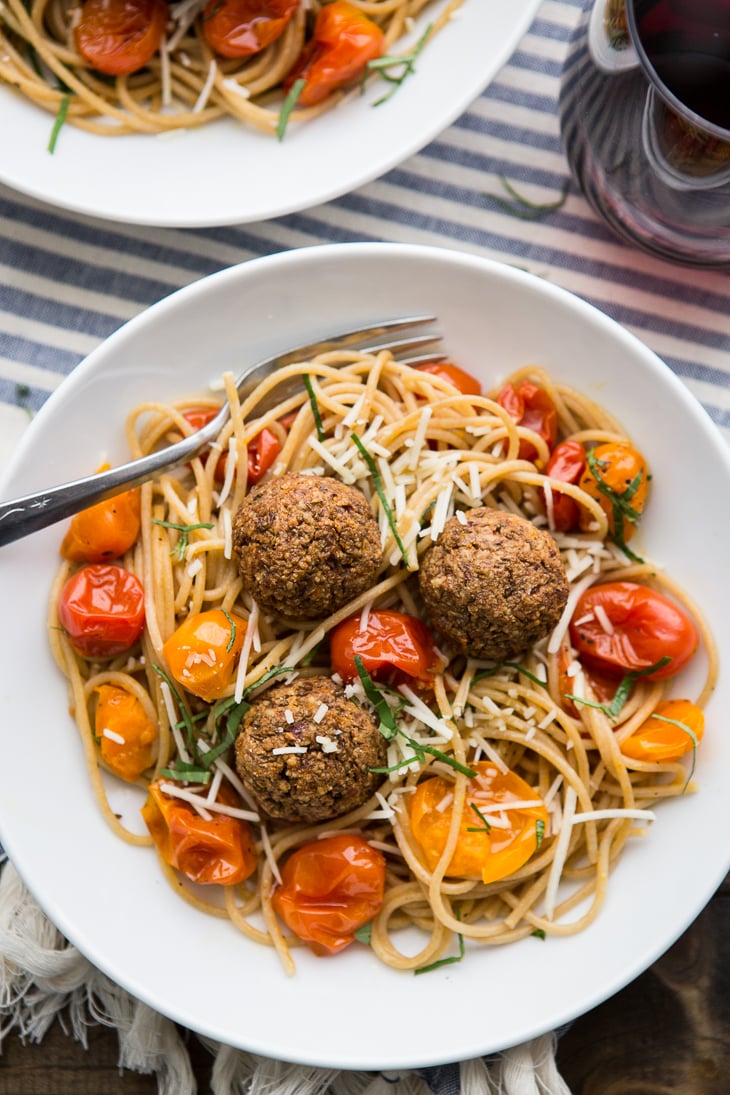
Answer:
0 0 540 227
1 242 728 1070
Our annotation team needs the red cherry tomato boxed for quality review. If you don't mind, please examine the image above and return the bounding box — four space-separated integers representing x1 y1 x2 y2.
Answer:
415 362 482 397
330 610 439 685
142 780 257 886
542 440 586 532
569 581 699 680
58 563 145 658
182 408 281 485
497 379 558 462
272 833 386 955
75 0 168 77
283 0 384 107
202 0 299 61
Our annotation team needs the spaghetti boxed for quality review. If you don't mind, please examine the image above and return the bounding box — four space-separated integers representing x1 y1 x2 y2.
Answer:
48 349 716 974
0 0 463 141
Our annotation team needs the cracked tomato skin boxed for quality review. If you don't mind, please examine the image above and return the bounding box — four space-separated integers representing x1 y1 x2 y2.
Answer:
569 581 698 681
202 0 300 60
272 833 386 955
75 0 169 76
329 609 439 686
283 0 384 107
58 563 145 657
409 762 548 884
497 379 558 463
142 780 257 885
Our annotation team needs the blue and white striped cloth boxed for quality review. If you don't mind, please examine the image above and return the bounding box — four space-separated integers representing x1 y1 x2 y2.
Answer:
1 0 728 460
0 0 728 1088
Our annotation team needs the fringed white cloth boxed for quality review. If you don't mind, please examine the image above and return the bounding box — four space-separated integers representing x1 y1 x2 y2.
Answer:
0 862 571 1094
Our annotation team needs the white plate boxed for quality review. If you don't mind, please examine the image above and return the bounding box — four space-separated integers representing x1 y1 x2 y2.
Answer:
0 0 540 227
1 243 729 1070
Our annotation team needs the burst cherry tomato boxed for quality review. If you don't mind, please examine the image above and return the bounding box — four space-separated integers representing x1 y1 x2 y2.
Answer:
283 0 384 107
557 644 619 718
415 362 482 397
182 409 281 485
497 379 558 462
58 563 145 658
272 833 386 955
75 0 169 77
94 683 157 782
542 439 586 532
330 610 439 686
141 780 257 886
578 441 649 543
162 609 247 702
202 0 299 60
409 762 548 884
621 698 704 762
569 582 698 681
60 480 140 563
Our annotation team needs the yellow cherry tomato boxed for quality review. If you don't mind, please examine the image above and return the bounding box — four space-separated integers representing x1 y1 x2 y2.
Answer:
162 609 246 702
94 683 157 782
409 761 548 884
578 441 649 543
621 698 704 762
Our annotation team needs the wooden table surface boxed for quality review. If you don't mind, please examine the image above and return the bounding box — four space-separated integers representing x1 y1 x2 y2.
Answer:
1 876 728 1094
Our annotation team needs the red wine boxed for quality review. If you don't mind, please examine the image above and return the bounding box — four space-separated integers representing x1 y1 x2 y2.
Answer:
648 53 730 129
633 0 730 130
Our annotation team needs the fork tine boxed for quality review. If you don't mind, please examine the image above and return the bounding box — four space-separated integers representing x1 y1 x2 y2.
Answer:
272 314 438 370
358 332 444 358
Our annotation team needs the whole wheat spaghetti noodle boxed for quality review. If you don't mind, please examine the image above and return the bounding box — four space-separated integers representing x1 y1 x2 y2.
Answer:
0 0 464 141
48 348 716 974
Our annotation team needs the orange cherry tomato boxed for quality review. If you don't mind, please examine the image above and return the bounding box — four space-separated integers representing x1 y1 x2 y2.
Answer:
141 780 257 886
75 0 168 77
330 610 439 686
58 563 145 658
497 379 558 462
283 0 384 107
60 480 140 563
569 582 698 681
272 833 386 956
542 439 586 532
202 0 299 60
578 441 649 543
182 408 281 485
162 608 246 702
94 683 157 782
621 698 704 762
409 762 548 884
415 362 482 397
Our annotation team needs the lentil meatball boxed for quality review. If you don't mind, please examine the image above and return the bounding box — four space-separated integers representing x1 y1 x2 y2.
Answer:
231 473 381 619
234 675 386 824
417 507 569 661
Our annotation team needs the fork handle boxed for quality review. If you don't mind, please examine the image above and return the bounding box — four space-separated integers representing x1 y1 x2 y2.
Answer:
0 429 209 548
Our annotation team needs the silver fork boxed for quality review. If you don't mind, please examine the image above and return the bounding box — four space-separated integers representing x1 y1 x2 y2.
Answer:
0 316 442 547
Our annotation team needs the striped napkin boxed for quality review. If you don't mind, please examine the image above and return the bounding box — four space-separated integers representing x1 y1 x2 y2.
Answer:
1 0 728 1090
